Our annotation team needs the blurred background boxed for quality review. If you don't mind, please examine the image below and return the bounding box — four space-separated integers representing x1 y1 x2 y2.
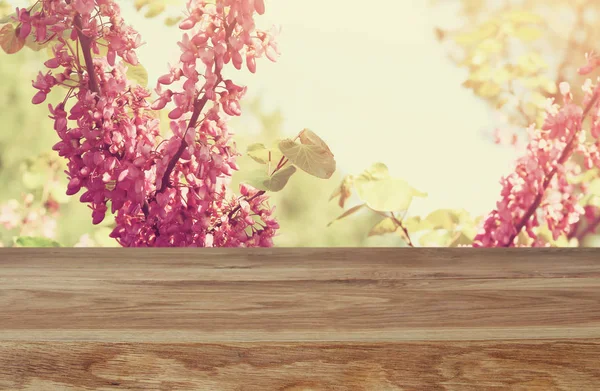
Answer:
1 0 599 246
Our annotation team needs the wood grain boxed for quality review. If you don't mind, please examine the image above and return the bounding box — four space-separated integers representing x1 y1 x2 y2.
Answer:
1 248 599 390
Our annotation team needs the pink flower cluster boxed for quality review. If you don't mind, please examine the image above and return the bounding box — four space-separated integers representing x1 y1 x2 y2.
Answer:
19 0 280 247
474 60 600 247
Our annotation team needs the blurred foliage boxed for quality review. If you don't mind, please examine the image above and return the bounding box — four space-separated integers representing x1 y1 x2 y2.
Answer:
329 163 482 247
431 0 600 135
430 0 600 246
230 98 395 247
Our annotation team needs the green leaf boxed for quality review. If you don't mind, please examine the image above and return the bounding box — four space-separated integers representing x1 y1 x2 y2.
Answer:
264 165 297 192
355 162 390 181
368 217 398 237
404 216 426 233
245 165 297 192
355 178 427 213
278 129 336 179
352 163 426 213
327 203 366 227
448 232 472 247
247 143 270 164
247 141 285 166
126 63 149 87
15 236 62 247
165 16 182 26
0 23 25 54
425 209 460 230
419 230 451 247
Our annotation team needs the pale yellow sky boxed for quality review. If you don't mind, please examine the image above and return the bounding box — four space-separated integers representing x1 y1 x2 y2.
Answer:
11 0 521 218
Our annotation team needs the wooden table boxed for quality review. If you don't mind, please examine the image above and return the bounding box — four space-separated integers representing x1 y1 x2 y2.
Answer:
0 249 599 390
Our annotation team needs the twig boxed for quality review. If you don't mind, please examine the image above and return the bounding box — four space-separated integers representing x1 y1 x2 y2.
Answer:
390 212 414 247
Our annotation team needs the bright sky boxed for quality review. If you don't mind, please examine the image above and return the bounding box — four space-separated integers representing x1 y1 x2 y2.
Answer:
11 0 521 218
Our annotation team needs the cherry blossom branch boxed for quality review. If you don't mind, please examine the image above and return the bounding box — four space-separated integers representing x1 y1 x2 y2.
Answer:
154 20 238 196
505 93 599 246
73 13 100 95
19 0 279 247
155 94 211 195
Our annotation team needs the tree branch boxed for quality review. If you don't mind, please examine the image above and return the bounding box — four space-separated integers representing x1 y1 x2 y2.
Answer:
73 14 100 95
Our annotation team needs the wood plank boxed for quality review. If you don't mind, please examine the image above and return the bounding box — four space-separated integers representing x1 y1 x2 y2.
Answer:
1 249 600 341
2 248 600 280
1 249 599 389
1 276 600 340
1 341 599 390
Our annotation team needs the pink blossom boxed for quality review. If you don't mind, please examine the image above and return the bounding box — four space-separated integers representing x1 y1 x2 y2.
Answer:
20 0 281 247
474 73 600 247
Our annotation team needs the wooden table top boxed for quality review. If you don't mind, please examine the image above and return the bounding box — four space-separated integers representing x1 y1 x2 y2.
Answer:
0 248 599 390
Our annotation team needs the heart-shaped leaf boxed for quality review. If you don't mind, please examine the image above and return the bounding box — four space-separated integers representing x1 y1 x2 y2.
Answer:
247 141 285 165
356 162 390 181
368 217 399 237
245 165 297 192
278 129 335 179
355 177 426 213
0 23 25 54
247 143 269 164
353 163 426 213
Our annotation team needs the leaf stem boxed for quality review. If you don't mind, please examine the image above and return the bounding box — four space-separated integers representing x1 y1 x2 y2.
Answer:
390 212 414 247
